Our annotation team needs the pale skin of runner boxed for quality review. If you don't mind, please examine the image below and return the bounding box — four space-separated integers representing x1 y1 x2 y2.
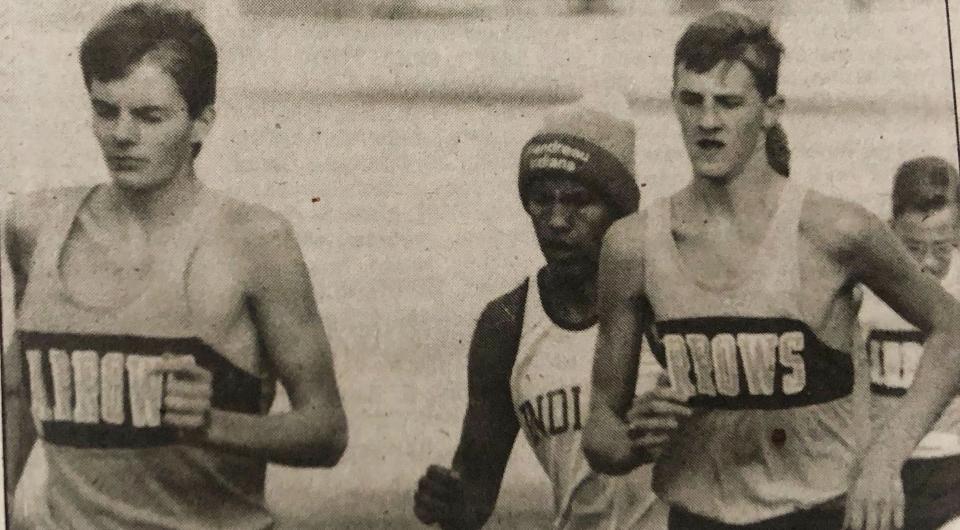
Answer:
582 60 960 530
3 59 348 505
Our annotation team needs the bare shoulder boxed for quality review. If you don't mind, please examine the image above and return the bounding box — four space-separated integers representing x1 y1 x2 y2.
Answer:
799 189 883 260
206 193 306 291
213 194 297 245
5 187 89 262
597 209 649 299
603 209 649 260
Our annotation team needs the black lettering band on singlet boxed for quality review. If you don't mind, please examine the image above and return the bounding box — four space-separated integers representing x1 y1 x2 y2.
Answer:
19 331 264 449
650 317 853 410
866 329 926 397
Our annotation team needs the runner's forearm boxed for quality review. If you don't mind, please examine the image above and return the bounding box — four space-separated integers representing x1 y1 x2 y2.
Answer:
202 404 347 467
584 404 647 475
3 390 36 502
865 331 960 469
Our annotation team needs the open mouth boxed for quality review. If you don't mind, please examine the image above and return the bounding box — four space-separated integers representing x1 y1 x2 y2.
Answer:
109 156 147 170
696 139 725 151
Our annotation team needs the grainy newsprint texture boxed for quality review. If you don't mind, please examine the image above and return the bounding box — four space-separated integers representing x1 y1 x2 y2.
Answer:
2 1 960 529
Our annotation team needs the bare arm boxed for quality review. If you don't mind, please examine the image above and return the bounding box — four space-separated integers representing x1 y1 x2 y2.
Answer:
189 216 348 467
824 201 960 529
415 289 523 529
2 201 38 503
449 307 521 527
844 208 960 468
583 218 649 475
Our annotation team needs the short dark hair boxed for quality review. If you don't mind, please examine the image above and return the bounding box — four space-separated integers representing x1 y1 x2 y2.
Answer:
80 2 217 119
892 156 960 218
674 10 783 99
674 10 789 176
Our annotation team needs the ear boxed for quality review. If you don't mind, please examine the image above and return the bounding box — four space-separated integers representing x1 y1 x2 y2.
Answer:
189 105 216 144
763 94 785 128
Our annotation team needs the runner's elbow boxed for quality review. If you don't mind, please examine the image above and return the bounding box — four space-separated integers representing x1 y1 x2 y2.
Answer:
314 413 349 468
582 427 635 476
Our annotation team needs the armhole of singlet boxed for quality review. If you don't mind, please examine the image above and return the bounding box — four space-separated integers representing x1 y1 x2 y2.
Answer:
780 182 808 292
180 189 225 295
499 278 531 399
30 186 97 281
508 277 530 366
642 198 666 298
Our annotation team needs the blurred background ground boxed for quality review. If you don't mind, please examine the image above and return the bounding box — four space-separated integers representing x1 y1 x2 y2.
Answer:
1 0 958 528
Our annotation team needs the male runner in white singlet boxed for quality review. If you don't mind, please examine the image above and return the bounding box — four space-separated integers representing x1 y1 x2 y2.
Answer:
3 3 348 528
858 157 960 530
413 103 667 529
583 11 960 530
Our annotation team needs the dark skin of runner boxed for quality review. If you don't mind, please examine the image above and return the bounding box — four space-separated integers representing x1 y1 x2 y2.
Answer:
413 175 618 529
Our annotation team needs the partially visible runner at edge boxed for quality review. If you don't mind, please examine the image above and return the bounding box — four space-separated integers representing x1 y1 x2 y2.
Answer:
3 3 348 528
858 156 960 530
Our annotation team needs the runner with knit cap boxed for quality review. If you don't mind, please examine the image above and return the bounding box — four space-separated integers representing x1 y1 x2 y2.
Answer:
583 10 960 530
414 99 667 529
858 156 960 530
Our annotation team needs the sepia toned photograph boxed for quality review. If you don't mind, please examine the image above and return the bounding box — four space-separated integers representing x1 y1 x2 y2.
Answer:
2 0 960 528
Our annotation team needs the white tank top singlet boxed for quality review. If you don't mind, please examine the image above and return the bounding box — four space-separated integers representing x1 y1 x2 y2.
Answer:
859 248 960 459
510 274 667 529
16 185 275 529
643 183 859 524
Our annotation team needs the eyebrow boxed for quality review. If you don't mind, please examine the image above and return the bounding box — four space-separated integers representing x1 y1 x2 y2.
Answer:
132 105 169 113
677 89 745 100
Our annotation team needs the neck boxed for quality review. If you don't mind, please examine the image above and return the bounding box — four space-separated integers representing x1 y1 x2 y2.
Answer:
541 265 597 308
109 165 202 228
689 146 782 221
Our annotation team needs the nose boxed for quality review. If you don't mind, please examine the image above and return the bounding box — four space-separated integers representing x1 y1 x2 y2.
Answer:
698 102 720 131
112 113 140 146
921 248 941 274
546 202 574 232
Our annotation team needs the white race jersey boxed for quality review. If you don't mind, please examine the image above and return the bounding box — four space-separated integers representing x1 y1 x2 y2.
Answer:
643 183 860 523
510 274 666 529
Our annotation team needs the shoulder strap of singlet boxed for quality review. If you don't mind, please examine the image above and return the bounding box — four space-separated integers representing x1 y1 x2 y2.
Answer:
762 181 807 294
30 186 97 277
481 278 529 396
158 187 223 280
771 181 807 237
642 197 671 296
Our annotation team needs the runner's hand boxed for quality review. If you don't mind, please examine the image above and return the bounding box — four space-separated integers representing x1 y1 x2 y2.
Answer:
844 460 905 530
414 465 468 528
625 378 692 460
152 355 213 437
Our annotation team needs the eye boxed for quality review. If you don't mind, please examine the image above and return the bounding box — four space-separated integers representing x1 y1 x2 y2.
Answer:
934 242 954 255
92 102 118 120
133 109 164 124
526 189 550 208
716 96 745 109
677 91 703 107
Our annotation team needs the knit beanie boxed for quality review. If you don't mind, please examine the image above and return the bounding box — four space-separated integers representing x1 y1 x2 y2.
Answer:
518 102 639 217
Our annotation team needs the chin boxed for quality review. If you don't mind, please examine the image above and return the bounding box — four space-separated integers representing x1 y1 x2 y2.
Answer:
110 172 170 192
694 167 734 182
547 260 597 280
